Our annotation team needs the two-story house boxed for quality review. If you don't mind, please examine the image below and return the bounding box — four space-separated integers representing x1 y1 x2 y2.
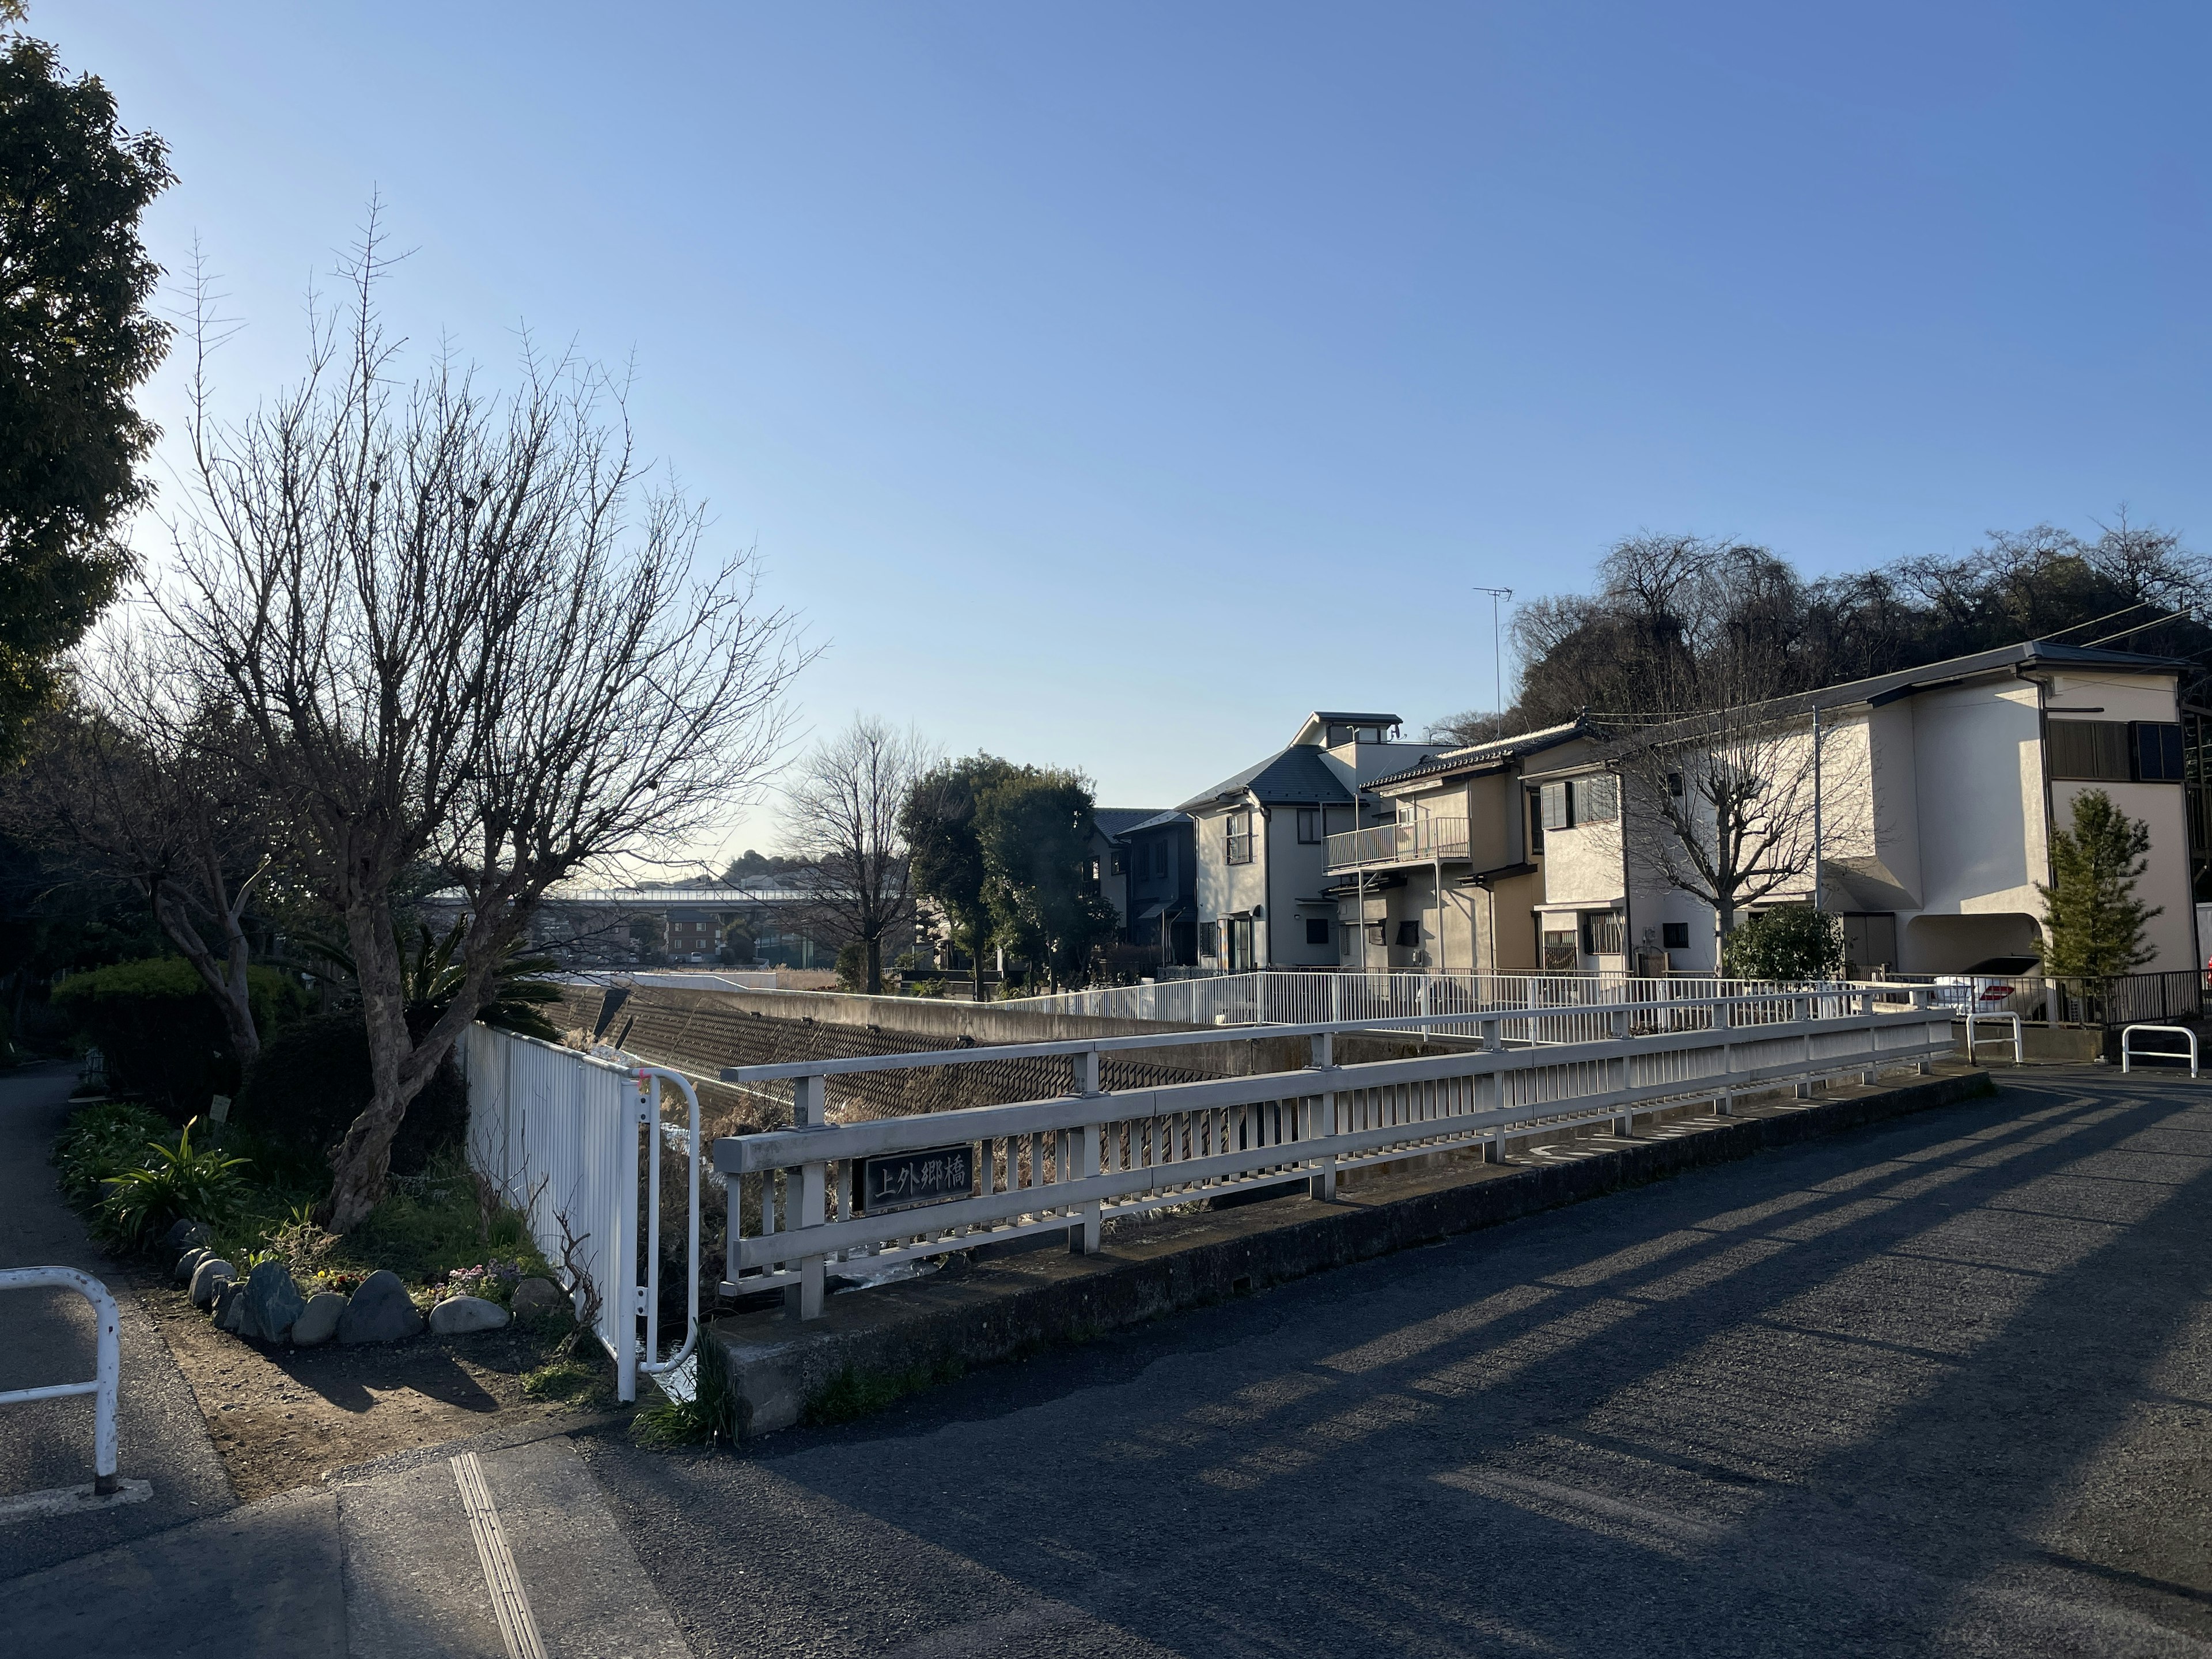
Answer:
1114 809 1198 964
1180 713 1441 969
1524 639 2204 977
1327 720 1592 972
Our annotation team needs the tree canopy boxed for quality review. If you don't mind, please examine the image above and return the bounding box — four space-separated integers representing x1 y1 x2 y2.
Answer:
0 34 171 750
2038 790 2160 979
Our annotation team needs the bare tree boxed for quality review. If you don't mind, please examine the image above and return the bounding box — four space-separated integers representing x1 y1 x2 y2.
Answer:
782 715 935 995
6 627 273 1062
161 221 809 1229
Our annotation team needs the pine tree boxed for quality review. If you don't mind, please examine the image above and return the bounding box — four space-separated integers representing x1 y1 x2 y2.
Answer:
2037 790 2160 978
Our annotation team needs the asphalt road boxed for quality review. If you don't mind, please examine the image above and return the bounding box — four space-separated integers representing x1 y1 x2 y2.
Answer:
581 1067 2212 1659
0 1064 237 1581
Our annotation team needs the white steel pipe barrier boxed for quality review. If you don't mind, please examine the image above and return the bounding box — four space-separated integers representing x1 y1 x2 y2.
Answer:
2120 1024 2201 1078
0 1267 120 1494
718 989 1955 1319
1963 1009 2024 1066
635 1066 702 1392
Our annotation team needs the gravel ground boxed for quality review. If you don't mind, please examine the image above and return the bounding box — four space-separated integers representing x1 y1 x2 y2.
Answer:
577 1066 2212 1659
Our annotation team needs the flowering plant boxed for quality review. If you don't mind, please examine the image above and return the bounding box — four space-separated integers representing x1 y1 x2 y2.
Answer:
437 1260 527 1305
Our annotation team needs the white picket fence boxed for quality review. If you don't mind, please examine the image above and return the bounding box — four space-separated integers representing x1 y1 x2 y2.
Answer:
717 986 1956 1318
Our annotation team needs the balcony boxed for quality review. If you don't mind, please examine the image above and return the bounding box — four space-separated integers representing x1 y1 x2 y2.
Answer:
1325 816 1471 873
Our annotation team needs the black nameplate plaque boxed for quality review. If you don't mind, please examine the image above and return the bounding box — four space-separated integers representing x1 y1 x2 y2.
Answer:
855 1143 975 1215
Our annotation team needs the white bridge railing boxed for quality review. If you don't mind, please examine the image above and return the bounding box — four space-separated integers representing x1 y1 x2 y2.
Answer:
998 969 1858 1035
716 987 1954 1319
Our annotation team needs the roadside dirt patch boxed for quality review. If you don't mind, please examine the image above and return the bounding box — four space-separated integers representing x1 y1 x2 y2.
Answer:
134 1273 624 1501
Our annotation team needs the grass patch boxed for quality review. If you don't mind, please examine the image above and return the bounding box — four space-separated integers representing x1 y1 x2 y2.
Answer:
522 1357 613 1408
630 1338 742 1449
321 1147 555 1287
801 1357 967 1428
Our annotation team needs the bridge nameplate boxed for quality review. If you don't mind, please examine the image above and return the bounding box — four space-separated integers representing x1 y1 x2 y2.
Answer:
855 1143 976 1214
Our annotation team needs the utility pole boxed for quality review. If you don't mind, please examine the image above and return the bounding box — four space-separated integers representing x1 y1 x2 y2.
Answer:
1472 586 1513 715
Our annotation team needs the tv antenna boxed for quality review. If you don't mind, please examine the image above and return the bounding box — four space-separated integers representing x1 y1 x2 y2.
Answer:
1472 586 1513 715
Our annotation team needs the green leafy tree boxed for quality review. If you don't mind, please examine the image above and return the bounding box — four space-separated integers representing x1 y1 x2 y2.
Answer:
0 33 172 749
2037 789 2160 978
1720 906 1843 982
976 766 1118 990
900 755 1013 1001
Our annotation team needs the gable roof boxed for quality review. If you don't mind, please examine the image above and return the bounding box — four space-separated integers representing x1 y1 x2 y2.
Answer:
1177 744 1356 812
1111 808 1192 838
1367 718 1589 790
1092 806 1169 839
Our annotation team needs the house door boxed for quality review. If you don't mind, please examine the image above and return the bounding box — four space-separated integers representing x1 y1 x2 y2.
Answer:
1229 916 1255 971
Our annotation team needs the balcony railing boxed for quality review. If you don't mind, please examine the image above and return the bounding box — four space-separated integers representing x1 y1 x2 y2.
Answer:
1325 816 1471 872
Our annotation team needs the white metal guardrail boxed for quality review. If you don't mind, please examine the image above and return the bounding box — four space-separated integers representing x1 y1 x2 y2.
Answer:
716 988 1954 1319
2120 1023 2201 1078
457 1027 700 1403
0 1266 120 1495
996 968 1862 1034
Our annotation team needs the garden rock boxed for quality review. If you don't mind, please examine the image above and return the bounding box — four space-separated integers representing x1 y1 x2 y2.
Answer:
291 1291 346 1347
162 1219 212 1262
174 1247 211 1285
245 1262 306 1344
215 1281 249 1332
190 1258 234 1308
428 1295 509 1335
338 1270 423 1344
509 1277 567 1319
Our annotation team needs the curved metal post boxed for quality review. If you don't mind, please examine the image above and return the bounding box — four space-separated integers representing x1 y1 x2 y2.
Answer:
634 1067 702 1387
0 1266 120 1493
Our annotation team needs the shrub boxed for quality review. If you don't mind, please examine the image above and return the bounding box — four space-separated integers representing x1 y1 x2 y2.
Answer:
834 941 868 992
2039 789 2160 977
228 1012 468 1177
52 1100 172 1205
1722 908 1844 982
94 1116 250 1248
51 957 310 1112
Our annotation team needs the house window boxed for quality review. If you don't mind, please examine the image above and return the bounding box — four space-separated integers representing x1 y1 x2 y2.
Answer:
1667 771 1684 798
1528 787 1544 853
1570 775 1619 824
2048 719 2131 782
1581 911 1625 955
1662 922 1690 950
1396 920 1422 948
1109 849 1125 875
1542 928 1577 971
2134 721 2186 782
1305 918 1331 946
1225 809 1254 865
1366 921 1388 946
1296 808 1322 843
1199 921 1220 959
1152 841 1168 878
1540 781 1570 831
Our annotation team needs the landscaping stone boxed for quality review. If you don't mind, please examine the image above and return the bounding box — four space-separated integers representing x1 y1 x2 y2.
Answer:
174 1246 210 1285
510 1277 567 1319
291 1291 346 1347
215 1281 249 1332
161 1218 211 1259
338 1270 423 1344
428 1295 509 1335
244 1262 307 1344
190 1257 234 1308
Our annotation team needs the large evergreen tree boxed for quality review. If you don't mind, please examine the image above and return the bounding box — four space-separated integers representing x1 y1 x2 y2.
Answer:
0 31 172 749
2037 789 2160 979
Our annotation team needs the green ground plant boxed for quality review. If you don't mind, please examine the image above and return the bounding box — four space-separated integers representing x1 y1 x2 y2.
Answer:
93 1116 249 1247
630 1336 742 1448
320 1147 555 1287
801 1356 967 1428
52 1101 171 1204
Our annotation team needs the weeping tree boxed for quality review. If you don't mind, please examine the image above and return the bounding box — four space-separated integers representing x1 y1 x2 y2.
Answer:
163 224 807 1229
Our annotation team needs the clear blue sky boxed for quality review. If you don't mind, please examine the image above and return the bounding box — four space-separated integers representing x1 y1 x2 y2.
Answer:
41 2 2212 857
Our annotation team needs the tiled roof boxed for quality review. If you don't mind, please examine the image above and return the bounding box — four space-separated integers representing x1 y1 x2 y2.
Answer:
1093 806 1170 838
1367 718 1587 789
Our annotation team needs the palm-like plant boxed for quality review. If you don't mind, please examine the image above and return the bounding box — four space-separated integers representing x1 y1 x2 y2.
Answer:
97 1116 249 1247
295 918 563 1040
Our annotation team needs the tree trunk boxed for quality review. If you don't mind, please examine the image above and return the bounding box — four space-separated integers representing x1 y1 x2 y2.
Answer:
150 884 262 1069
865 933 882 995
323 902 420 1232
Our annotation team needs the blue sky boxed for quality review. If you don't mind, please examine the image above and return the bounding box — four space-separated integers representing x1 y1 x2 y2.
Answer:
42 2 2212 858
